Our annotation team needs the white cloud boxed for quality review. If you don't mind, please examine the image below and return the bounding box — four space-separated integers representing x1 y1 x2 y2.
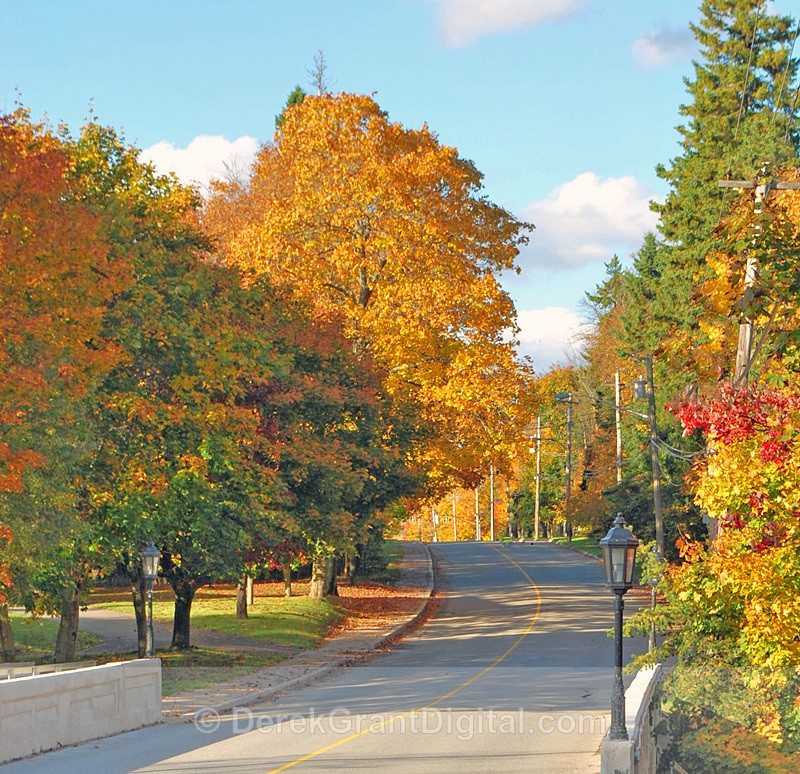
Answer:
632 25 695 69
433 0 585 47
139 135 260 193
520 172 660 270
516 306 593 373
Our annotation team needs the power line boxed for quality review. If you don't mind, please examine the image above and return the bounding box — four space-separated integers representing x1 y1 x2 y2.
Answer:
785 81 800 145
773 18 800 129
729 3 762 158
652 437 705 461
718 3 764 227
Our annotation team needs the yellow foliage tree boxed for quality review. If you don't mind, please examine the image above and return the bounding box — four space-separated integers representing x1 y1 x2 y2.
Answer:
678 168 800 384
205 92 537 490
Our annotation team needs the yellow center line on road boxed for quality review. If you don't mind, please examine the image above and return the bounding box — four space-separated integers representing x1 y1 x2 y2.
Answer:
265 545 541 774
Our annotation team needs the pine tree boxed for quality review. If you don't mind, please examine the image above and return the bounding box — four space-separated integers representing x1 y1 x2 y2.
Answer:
628 0 800 393
658 0 798 249
274 85 306 131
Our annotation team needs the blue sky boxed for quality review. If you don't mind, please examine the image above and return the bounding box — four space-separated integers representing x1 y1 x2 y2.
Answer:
1 0 712 371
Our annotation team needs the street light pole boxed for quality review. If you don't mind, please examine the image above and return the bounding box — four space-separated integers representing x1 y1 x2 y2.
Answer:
452 490 458 542
600 515 639 741
142 542 161 658
611 589 627 739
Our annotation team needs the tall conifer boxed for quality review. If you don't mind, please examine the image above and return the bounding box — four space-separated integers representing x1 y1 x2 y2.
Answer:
623 0 799 391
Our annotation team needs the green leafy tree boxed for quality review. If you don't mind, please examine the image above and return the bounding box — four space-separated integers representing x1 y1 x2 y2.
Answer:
65 121 289 649
0 109 128 661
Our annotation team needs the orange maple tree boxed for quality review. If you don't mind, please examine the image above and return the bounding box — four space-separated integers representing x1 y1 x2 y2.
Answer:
205 92 537 490
0 109 122 493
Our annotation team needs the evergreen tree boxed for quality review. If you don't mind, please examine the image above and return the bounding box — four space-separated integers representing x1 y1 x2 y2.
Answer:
625 0 799 394
275 85 306 131
658 0 798 249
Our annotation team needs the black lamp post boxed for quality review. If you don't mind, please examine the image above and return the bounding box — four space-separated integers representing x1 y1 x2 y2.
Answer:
600 514 639 741
142 542 161 658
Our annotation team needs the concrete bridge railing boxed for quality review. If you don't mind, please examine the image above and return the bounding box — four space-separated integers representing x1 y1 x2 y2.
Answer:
601 664 664 774
0 658 161 764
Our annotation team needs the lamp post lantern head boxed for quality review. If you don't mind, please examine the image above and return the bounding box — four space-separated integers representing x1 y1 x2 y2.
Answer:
633 379 647 400
142 541 161 582
600 515 639 592
554 392 572 402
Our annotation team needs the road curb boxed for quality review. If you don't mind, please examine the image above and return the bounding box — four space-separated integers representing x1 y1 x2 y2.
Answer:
163 541 435 722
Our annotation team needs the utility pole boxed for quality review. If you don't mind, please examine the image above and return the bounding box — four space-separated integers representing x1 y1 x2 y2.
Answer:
614 372 623 484
643 356 665 556
534 417 542 541
431 506 438 542
474 485 481 541
489 464 496 541
554 393 574 541
718 170 800 385
505 476 511 538
564 397 573 541
452 490 458 542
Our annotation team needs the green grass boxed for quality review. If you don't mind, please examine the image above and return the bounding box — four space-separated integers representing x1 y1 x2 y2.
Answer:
550 534 604 558
9 592 342 697
9 612 100 661
190 596 343 648
158 648 283 695
9 607 301 696
89 586 344 649
86 647 283 695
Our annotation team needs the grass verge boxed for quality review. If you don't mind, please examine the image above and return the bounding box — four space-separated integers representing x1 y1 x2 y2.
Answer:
10 612 100 660
549 534 604 558
10 613 289 696
89 591 344 650
91 648 284 696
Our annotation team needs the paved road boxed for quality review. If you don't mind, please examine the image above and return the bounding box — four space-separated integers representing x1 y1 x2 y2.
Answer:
1 541 645 773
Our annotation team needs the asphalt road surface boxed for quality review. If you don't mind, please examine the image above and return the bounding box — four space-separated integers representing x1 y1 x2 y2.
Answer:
1 541 646 774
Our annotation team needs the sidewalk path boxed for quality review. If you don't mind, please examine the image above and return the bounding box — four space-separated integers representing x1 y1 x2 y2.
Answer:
72 541 433 721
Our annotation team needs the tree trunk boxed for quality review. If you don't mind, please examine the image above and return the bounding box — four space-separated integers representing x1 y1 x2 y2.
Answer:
319 556 338 597
308 555 333 599
54 584 81 663
236 577 248 619
349 544 364 583
246 574 254 606
0 604 15 662
283 565 293 597
130 566 148 658
171 578 196 649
